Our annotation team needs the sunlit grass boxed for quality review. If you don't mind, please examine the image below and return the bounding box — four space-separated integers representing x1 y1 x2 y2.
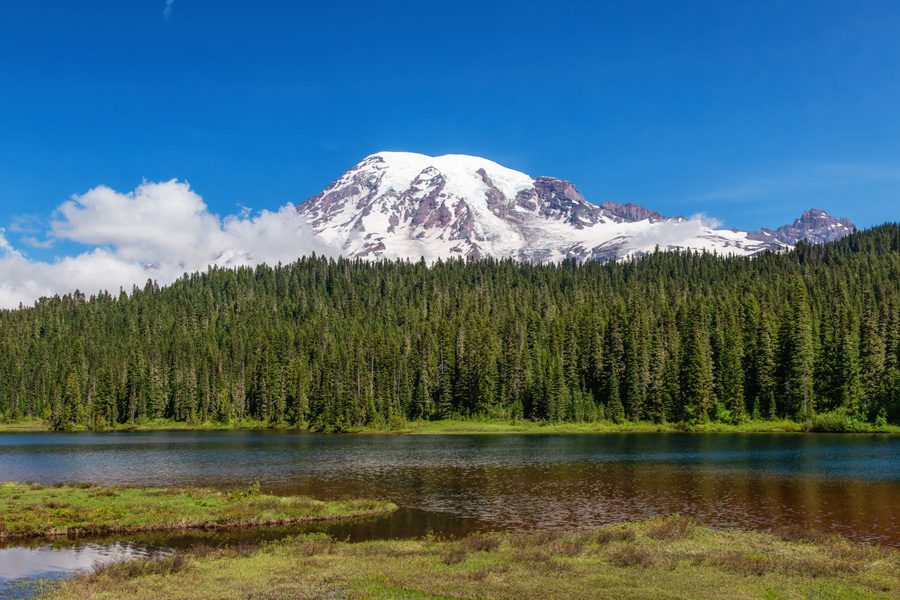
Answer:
352 417 817 434
0 418 49 432
0 482 396 539
44 516 900 599
2 416 896 435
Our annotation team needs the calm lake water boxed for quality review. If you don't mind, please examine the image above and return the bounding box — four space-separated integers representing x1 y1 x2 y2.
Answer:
1 431 898 595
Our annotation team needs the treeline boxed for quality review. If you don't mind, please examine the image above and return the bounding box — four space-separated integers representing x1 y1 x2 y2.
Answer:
1 224 899 431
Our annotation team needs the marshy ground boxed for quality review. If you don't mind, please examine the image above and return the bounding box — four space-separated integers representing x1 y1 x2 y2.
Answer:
41 516 900 599
0 482 397 540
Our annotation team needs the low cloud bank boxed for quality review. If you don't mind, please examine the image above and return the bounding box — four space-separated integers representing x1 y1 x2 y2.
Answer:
0 181 333 309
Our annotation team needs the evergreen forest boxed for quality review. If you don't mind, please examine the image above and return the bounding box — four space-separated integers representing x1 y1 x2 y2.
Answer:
1 224 898 431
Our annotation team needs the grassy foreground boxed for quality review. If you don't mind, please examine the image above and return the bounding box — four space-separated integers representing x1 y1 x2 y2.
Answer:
44 517 899 600
0 482 396 539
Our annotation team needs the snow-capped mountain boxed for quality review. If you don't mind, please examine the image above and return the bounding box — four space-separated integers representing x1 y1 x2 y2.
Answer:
748 209 856 246
296 152 855 262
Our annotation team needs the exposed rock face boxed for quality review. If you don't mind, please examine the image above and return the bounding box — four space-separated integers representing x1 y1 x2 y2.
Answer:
749 209 856 246
531 177 604 228
598 202 665 223
296 152 856 262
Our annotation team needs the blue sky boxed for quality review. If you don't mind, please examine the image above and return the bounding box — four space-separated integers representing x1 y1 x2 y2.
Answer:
0 0 898 304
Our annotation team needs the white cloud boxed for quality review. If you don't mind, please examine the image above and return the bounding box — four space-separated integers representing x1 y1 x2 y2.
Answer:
0 181 335 309
163 0 175 21
624 217 716 251
690 212 723 229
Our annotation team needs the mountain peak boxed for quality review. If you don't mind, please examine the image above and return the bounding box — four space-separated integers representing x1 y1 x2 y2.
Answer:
362 152 534 199
297 153 855 262
749 208 856 246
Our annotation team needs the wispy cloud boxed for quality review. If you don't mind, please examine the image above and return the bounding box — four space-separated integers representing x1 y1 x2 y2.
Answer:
0 230 18 256
163 0 175 21
7 214 44 235
684 162 900 205
20 236 55 250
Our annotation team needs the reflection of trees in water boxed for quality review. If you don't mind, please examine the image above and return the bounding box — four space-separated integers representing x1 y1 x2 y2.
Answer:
265 458 898 545
6 432 898 546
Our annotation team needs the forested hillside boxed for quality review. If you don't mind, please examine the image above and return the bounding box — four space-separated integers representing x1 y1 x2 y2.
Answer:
1 224 898 431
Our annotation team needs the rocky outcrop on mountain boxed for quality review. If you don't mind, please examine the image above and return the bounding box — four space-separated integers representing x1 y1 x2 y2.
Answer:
598 202 665 223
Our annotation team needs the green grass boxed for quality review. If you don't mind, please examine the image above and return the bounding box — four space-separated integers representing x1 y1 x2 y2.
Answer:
43 516 900 599
0 482 396 539
0 418 49 432
352 417 889 434
375 416 900 434
115 418 276 431
2 416 897 435
0 418 282 433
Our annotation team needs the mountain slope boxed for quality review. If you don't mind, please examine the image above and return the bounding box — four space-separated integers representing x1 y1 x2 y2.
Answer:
296 152 855 261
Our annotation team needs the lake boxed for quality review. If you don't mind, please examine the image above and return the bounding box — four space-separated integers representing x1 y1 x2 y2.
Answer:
0 431 898 595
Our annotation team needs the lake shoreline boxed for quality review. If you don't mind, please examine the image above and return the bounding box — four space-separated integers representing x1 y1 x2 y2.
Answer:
2 417 898 435
43 516 900 600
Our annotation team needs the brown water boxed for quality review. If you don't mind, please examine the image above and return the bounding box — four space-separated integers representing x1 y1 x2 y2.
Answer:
0 430 897 596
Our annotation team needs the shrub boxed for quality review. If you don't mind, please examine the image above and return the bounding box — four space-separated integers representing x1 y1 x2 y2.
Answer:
549 540 583 556
442 548 468 565
528 530 562 546
712 550 772 576
646 516 696 540
807 410 871 433
101 553 189 579
462 534 500 552
229 481 262 500
609 545 655 567
596 527 636 544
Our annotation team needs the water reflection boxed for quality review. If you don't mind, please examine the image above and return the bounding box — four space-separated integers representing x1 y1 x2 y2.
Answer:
0 431 897 546
0 541 169 599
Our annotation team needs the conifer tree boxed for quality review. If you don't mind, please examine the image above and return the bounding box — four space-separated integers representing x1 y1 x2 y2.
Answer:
680 309 713 423
781 278 815 419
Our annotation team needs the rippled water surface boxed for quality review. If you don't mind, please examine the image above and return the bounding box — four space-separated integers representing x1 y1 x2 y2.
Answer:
0 431 898 595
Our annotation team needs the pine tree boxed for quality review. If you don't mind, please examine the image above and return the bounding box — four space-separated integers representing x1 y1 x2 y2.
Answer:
50 368 82 431
680 311 713 423
92 368 117 429
781 279 815 419
713 314 745 423
859 299 886 418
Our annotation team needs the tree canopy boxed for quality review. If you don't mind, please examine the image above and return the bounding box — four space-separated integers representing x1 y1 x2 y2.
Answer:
1 224 898 431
